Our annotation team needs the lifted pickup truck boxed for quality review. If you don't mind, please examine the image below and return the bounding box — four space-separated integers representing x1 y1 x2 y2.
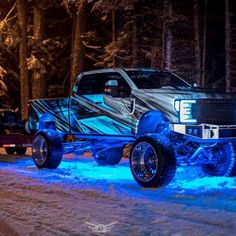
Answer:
29 68 236 188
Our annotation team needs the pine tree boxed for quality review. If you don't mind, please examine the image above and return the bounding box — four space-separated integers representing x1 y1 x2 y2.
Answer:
194 0 201 86
31 0 46 99
225 0 231 92
201 0 207 87
91 0 135 68
17 0 30 120
62 0 86 92
162 0 173 70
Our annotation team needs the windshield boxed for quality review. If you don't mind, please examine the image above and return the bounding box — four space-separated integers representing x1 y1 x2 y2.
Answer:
125 70 191 89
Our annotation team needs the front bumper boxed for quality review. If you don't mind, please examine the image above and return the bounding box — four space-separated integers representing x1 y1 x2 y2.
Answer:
171 123 236 140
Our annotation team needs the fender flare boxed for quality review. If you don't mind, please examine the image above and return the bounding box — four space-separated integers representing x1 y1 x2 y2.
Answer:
136 110 169 136
38 112 56 130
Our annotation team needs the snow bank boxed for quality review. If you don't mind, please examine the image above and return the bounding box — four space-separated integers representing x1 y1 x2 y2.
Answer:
170 167 236 190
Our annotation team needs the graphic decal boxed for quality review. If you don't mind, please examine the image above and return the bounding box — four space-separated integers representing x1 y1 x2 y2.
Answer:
28 68 236 136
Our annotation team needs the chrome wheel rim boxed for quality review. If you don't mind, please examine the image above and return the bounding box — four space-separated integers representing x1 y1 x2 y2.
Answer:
33 135 48 165
131 141 158 182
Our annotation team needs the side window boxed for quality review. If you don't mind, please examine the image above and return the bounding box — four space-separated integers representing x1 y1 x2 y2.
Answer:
77 74 103 95
106 73 131 98
77 72 131 97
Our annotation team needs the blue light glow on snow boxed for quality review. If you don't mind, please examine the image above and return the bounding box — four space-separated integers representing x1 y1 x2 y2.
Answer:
1 153 236 211
168 167 236 190
52 158 134 183
1 155 235 191
0 156 134 184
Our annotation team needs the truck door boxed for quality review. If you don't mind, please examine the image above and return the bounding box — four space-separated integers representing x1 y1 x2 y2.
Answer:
70 72 133 135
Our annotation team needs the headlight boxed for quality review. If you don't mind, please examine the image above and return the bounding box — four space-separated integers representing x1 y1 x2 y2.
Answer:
174 100 197 123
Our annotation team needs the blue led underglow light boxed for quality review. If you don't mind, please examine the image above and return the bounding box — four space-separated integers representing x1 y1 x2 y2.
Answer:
179 100 197 123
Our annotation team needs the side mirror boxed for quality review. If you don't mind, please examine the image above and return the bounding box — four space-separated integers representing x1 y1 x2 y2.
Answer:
104 80 118 97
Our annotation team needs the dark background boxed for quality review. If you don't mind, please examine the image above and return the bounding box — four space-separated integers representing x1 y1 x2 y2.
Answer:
0 0 235 113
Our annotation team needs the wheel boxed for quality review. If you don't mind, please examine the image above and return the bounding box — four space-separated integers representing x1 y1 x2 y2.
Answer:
32 129 63 169
129 136 176 188
202 142 236 176
5 147 16 155
16 147 27 155
94 147 123 165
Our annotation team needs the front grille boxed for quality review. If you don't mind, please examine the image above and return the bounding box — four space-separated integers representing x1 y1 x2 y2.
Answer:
193 99 236 125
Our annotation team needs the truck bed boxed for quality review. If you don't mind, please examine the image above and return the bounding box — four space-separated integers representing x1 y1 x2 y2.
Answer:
28 98 70 133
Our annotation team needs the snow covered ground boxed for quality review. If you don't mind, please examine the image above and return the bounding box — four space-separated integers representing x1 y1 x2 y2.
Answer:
0 148 236 235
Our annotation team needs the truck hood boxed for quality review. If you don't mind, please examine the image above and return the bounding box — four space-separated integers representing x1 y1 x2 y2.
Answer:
132 87 236 123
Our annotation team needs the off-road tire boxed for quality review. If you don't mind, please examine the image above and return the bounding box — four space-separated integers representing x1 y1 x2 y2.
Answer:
32 129 63 169
129 136 176 188
202 142 236 177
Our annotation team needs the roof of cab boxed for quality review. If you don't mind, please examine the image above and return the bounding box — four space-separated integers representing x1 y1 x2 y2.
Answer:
80 68 161 75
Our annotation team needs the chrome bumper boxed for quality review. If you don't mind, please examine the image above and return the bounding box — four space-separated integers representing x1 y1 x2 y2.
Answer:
172 123 236 139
